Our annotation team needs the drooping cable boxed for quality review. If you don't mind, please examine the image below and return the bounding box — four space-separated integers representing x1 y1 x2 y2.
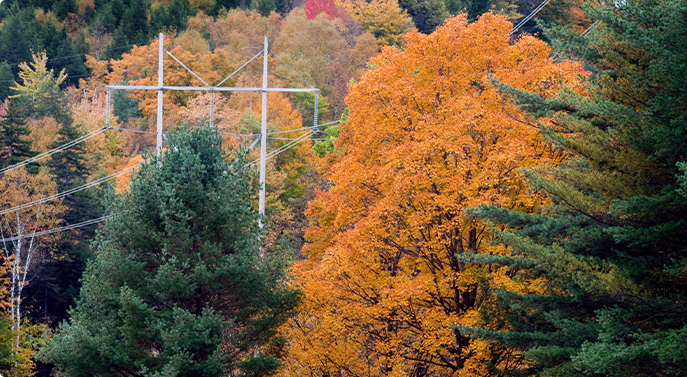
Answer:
0 215 116 242
510 0 553 35
0 127 108 176
247 131 313 167
0 164 141 216
109 127 158 135
581 20 601 37
219 121 338 138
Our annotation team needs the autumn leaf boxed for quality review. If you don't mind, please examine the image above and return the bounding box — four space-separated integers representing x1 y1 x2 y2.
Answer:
279 13 585 376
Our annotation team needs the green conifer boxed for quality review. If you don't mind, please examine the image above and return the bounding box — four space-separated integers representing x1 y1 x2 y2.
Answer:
40 126 300 377
0 62 14 101
461 1 687 376
399 0 449 32
0 99 37 171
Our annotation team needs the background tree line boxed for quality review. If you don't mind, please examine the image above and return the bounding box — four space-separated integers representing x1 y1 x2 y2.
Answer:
1 0 684 375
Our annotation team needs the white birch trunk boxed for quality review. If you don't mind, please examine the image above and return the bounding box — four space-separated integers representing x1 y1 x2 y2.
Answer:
0 205 44 350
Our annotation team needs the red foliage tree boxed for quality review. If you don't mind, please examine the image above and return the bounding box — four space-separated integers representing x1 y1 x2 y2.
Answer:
304 0 347 22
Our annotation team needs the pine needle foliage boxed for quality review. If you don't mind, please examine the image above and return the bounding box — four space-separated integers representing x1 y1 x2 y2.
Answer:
40 126 300 377
459 1 687 376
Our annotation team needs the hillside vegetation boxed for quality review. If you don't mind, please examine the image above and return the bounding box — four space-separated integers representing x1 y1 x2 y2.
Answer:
0 0 685 376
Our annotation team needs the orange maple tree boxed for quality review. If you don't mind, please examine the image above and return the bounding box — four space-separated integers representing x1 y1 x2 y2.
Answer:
280 13 584 376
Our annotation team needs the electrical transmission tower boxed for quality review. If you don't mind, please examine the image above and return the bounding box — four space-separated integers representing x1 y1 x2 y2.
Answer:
107 33 320 225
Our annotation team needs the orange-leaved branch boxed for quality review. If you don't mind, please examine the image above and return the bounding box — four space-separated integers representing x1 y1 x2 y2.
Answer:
280 12 584 377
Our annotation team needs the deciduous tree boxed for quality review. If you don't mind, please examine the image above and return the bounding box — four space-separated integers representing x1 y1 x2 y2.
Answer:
280 13 583 376
336 0 416 46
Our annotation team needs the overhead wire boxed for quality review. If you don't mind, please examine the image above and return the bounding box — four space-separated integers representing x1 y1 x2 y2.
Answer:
108 127 158 135
0 164 140 216
510 0 553 35
247 130 313 168
218 120 338 138
269 137 326 141
581 20 601 37
0 127 108 176
0 215 116 243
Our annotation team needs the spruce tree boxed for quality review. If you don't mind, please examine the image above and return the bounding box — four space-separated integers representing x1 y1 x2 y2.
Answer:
461 1 687 376
38 21 88 81
0 62 13 101
36 121 103 325
398 0 449 32
121 0 151 45
0 3 36 77
0 99 36 171
40 126 300 377
103 26 130 61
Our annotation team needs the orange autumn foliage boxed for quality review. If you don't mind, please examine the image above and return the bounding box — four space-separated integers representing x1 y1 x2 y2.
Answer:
280 13 584 376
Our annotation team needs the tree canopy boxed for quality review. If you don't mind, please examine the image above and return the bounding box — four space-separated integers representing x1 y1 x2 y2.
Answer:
40 126 300 377
280 13 584 376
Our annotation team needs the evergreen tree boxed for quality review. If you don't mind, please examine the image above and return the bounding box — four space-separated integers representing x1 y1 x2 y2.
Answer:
0 99 37 171
0 62 13 101
150 0 191 36
251 0 279 16
166 0 192 32
209 0 241 15
51 0 77 19
40 126 300 377
47 122 89 197
35 122 103 326
38 21 88 82
102 25 130 61
398 0 449 32
121 0 151 45
445 0 518 19
461 0 687 376
95 2 119 33
0 3 36 77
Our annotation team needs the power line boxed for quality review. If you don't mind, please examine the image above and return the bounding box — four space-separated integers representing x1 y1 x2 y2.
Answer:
109 127 158 135
510 0 553 35
219 121 338 138
269 49 315 89
0 164 140 216
247 130 312 167
581 20 601 37
0 126 108 176
0 215 115 243
269 137 326 140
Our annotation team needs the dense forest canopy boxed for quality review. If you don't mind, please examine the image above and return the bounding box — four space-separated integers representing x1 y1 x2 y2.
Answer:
0 0 685 375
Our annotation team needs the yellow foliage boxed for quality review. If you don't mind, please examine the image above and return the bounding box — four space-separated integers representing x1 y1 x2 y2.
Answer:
279 13 585 376
26 117 60 152
337 0 415 46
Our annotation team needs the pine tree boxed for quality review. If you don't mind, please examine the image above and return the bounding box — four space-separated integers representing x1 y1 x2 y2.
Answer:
398 0 449 32
35 121 103 326
121 0 151 45
47 122 89 192
102 25 130 61
0 62 13 101
150 0 191 36
51 0 77 19
0 99 37 171
40 126 300 377
0 3 36 77
38 21 88 82
461 1 687 376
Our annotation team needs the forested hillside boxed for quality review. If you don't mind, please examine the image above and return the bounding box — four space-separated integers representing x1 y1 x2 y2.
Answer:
0 0 685 375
